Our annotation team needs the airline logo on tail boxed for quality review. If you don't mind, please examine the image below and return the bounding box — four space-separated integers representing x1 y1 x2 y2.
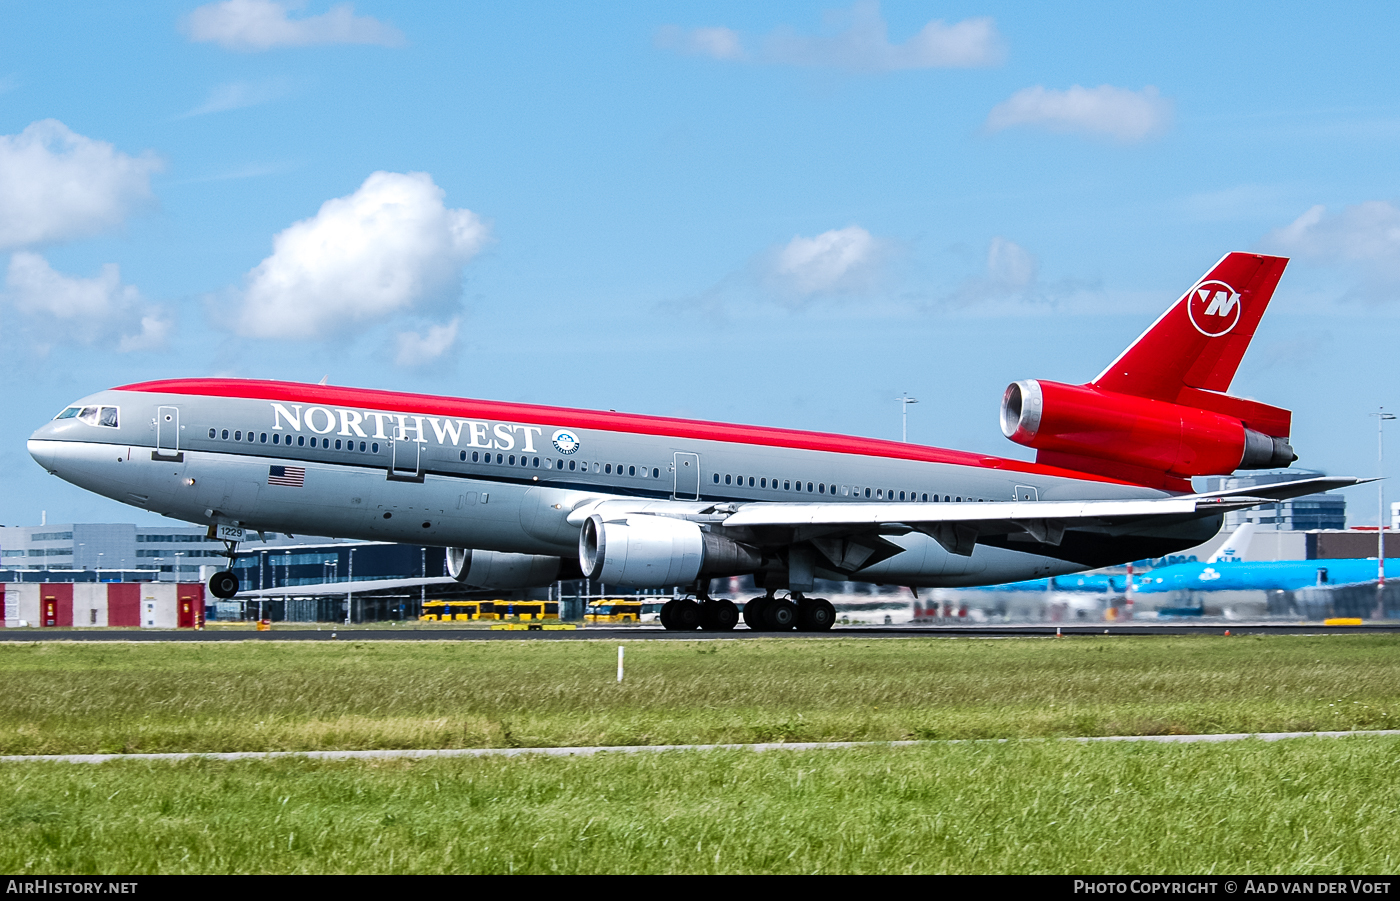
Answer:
1187 280 1241 337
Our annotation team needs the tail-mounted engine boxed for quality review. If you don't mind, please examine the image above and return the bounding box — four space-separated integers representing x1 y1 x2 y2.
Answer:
1001 379 1296 488
579 514 762 588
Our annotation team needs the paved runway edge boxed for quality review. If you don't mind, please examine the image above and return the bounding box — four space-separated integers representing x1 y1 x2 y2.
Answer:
4 730 1398 764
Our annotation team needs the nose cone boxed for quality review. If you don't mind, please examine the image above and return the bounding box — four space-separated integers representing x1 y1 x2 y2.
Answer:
28 436 56 472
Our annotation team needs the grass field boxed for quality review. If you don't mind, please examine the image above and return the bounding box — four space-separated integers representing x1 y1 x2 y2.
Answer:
2 634 1397 874
2 738 1397 874
0 635 1394 754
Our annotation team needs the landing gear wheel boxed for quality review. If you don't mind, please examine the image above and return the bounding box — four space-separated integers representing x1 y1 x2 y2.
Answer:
672 598 703 630
659 599 678 630
743 597 770 630
700 599 740 631
798 597 837 632
208 570 239 600
763 598 798 631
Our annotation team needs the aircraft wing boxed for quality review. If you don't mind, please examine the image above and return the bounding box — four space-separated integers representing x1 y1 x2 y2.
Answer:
1187 475 1370 503
568 475 1364 559
714 495 1262 556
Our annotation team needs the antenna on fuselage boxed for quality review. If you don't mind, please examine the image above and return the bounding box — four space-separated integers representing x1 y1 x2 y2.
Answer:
318 375 329 385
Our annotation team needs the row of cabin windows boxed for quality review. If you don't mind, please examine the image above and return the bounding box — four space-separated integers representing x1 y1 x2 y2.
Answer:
208 427 379 454
711 471 982 502
458 450 662 480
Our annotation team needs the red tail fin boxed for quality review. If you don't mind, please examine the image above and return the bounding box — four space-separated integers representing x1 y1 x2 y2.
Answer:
1094 253 1288 401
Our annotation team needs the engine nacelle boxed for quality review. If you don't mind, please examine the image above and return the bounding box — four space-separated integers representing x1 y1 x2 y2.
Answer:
1001 379 1295 479
579 514 762 588
446 548 572 589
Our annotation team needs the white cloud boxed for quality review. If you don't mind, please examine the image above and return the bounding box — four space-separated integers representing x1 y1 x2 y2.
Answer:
770 225 881 297
1262 202 1400 291
230 171 489 338
3 252 171 352
0 120 161 250
985 236 1037 288
660 2 1002 71
184 0 405 51
655 25 744 60
986 85 1172 143
182 80 289 117
394 317 460 367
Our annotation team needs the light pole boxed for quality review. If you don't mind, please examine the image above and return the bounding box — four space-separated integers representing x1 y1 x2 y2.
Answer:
1374 409 1396 586
898 393 919 443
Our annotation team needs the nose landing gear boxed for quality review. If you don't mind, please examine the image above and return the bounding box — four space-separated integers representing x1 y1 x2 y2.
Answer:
207 531 243 599
208 570 240 599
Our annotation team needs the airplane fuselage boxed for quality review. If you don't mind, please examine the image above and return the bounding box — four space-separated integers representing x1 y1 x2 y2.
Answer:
27 379 1220 590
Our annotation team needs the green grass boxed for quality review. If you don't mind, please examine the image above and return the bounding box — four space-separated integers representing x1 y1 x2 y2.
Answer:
0 635 1395 755
2 738 1397 874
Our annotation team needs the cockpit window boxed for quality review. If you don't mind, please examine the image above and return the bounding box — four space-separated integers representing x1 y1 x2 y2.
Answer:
69 406 119 427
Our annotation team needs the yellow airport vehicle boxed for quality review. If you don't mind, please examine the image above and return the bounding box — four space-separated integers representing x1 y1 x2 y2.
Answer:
585 600 643 623
584 600 665 624
489 623 578 631
420 600 560 622
1324 617 1364 626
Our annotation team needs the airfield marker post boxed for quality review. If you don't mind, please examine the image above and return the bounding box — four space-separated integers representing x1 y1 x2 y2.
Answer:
617 646 624 683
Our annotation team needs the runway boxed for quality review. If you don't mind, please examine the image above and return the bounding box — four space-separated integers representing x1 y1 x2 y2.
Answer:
3 729 1398 765
2 622 1399 641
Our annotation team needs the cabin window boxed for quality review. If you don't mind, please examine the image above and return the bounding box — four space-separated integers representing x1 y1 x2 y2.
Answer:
233 430 241 440
652 468 659 478
335 439 342 450
570 460 577 471
629 465 635 476
784 480 790 490
460 451 467 462
534 457 540 467
260 433 268 443
724 474 731 485
760 478 767 488
510 455 517 465
272 434 280 445
208 428 216 439
921 493 928 501
298 436 305 447
818 483 826 494
372 442 379 453
899 491 905 501
222 430 229 440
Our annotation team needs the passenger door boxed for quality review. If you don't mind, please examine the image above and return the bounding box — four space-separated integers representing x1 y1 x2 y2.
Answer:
673 452 700 500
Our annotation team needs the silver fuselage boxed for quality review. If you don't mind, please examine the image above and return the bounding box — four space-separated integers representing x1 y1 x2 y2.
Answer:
27 382 1220 588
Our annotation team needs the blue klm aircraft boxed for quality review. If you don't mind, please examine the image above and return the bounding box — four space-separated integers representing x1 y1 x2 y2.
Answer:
1132 524 1396 593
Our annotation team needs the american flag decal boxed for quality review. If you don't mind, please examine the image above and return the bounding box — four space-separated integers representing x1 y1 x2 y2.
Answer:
268 465 306 487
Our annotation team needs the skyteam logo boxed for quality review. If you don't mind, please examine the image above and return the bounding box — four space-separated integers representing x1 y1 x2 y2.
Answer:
1187 280 1241 337
551 428 580 455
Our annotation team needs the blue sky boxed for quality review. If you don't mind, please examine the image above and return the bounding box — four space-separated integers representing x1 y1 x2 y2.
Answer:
3 1 1400 527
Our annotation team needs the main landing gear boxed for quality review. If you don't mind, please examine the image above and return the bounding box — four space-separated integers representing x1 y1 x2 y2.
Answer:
742 593 836 632
207 534 242 600
658 582 741 632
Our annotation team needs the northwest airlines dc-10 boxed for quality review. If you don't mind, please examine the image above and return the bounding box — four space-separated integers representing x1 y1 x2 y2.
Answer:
27 253 1362 631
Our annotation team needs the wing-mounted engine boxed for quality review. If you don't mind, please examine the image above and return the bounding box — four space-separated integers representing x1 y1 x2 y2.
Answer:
579 513 763 588
1000 252 1298 491
447 548 582 589
1001 379 1296 489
